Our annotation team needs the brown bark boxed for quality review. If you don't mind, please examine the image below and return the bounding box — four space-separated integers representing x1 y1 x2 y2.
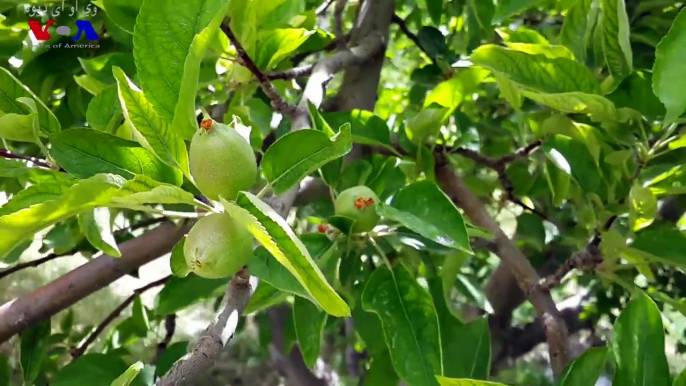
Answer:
0 221 190 343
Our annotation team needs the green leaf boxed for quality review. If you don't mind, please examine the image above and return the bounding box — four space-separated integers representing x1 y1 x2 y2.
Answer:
0 113 38 143
545 158 571 207
261 125 353 194
425 68 490 109
506 43 576 60
86 85 123 132
556 346 609 386
50 129 183 185
111 175 205 209
652 8 686 125
470 45 600 94
155 341 189 377
493 72 523 110
247 234 334 301
674 367 686 386
362 265 442 386
436 377 507 386
111 362 144 386
0 174 125 259
113 67 190 176
364 350 400 386
516 212 546 251
631 227 686 267
154 274 225 315
20 319 51 384
293 296 327 368
134 0 229 139
79 54 137 86
256 28 315 70
170 237 189 278
0 179 74 217
322 110 394 150
600 0 632 86
244 281 288 314
629 185 657 232
103 0 142 33
429 279 490 379
78 207 121 257
0 355 10 386
378 181 471 253
560 0 597 62
522 90 618 122
544 135 602 194
612 291 670 386
222 192 350 317
52 354 130 386
353 298 387 357
493 0 545 24
0 67 60 134
424 0 442 25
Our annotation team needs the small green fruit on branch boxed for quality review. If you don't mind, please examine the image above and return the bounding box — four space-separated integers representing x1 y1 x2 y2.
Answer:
334 186 380 233
184 213 253 279
190 119 258 201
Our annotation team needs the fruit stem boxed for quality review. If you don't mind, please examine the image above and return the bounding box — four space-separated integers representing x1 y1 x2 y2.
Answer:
255 184 272 199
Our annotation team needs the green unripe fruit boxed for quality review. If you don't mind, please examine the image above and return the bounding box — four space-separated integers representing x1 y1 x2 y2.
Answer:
406 107 449 143
190 119 257 201
184 213 253 279
334 186 380 233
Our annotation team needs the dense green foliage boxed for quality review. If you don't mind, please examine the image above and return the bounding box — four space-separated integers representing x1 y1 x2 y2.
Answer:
0 0 685 385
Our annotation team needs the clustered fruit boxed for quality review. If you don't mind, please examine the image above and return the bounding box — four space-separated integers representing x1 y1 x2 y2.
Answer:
184 119 257 278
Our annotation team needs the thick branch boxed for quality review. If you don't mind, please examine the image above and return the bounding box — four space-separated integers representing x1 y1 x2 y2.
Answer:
334 0 348 49
221 19 297 116
156 269 253 386
435 164 570 378
267 65 314 81
291 34 386 130
72 276 171 358
0 221 190 343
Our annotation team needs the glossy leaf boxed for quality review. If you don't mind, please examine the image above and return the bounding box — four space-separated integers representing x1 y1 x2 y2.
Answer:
78 207 121 257
506 43 575 59
154 274 225 315
113 67 190 175
0 174 125 259
556 346 609 386
362 265 442 386
256 28 315 70
110 175 205 210
629 185 657 232
493 72 523 110
247 234 334 301
261 125 353 194
20 319 51 384
674 368 686 386
631 227 686 267
244 281 288 314
0 180 74 217
134 0 229 139
50 129 183 185
429 279 490 379
470 45 600 94
222 193 350 317
322 110 394 150
0 67 60 134
652 8 686 124
170 237 189 278
425 68 490 109
155 341 189 377
0 113 38 143
612 291 670 386
560 0 596 62
52 354 131 386
523 90 618 121
436 377 506 386
0 355 10 386
378 180 471 253
293 296 327 368
600 0 632 85
103 0 142 33
86 85 123 132
111 362 144 386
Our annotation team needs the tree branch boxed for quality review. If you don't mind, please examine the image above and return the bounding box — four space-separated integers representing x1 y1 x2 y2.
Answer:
334 0 348 49
221 19 297 116
267 65 314 81
435 164 570 378
156 269 253 386
391 14 435 64
0 221 191 343
0 149 53 169
316 0 336 15
71 276 171 359
152 314 177 366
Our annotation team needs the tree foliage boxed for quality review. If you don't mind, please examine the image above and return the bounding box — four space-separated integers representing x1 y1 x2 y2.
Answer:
1 0 686 385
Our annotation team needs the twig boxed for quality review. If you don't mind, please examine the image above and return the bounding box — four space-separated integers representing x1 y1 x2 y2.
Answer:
391 14 435 64
534 246 603 292
436 164 570 377
152 314 177 366
71 276 171 359
220 19 297 116
156 269 253 386
334 0 348 49
267 65 314 81
0 149 53 169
